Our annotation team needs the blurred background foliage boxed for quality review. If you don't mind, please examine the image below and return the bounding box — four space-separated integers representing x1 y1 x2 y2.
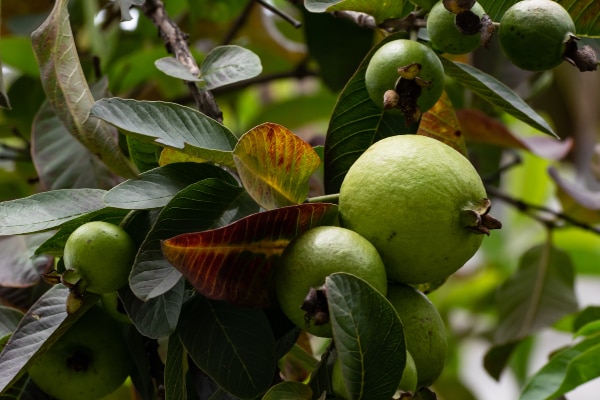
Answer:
2 1 600 399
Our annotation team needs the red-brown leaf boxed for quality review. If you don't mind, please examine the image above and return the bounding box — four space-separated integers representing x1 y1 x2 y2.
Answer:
417 91 468 157
233 122 321 210
456 108 572 160
161 203 338 308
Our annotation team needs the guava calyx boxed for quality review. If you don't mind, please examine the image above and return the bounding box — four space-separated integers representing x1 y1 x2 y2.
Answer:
462 198 502 235
455 10 482 35
67 348 93 372
382 63 434 125
443 0 476 14
301 286 330 327
563 37 598 72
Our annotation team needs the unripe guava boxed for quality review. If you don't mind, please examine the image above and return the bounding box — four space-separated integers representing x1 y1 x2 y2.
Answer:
364 39 445 124
63 221 136 294
387 283 447 388
28 305 132 400
427 1 486 54
339 134 499 284
499 0 576 71
274 226 388 338
331 350 418 399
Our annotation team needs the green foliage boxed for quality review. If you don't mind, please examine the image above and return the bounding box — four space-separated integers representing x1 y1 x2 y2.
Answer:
1 1 600 399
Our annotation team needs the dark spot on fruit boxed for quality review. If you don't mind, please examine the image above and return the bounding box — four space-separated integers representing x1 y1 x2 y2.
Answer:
387 231 397 241
66 347 93 373
454 130 462 137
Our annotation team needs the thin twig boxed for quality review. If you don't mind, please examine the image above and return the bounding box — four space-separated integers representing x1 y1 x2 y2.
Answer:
256 0 302 28
486 185 600 235
222 0 256 45
140 0 222 122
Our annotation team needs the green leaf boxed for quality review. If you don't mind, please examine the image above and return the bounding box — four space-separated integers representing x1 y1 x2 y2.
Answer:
165 334 188 400
562 1 600 37
178 295 276 400
90 98 238 168
0 189 107 235
439 58 557 137
520 334 600 400
323 32 415 195
130 178 249 301
0 9 9 110
302 9 374 92
104 163 233 210
0 306 23 346
326 273 406 400
31 99 120 191
0 285 98 393
30 0 137 179
233 123 321 210
494 243 578 344
200 45 262 90
119 280 185 339
155 57 202 81
262 381 312 400
0 233 53 287
304 0 409 23
483 341 521 381
162 202 338 308
127 135 161 173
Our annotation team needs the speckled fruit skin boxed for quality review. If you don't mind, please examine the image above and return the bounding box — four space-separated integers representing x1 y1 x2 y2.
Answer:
63 221 136 294
386 283 447 388
364 39 445 114
338 134 487 284
28 306 131 400
274 226 388 338
427 1 486 54
499 0 576 71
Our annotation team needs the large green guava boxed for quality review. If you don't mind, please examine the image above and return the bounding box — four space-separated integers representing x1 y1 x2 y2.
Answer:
338 134 499 284
499 0 576 71
63 221 137 294
274 226 388 338
28 305 132 400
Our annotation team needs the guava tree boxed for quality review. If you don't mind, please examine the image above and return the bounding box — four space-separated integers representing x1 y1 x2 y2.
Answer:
1 0 600 399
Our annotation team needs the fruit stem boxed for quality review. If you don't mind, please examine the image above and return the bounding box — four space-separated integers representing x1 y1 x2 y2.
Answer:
307 193 340 204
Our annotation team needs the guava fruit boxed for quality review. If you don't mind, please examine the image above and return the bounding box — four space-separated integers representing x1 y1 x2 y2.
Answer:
331 351 418 399
274 226 388 338
386 282 447 388
338 134 500 284
427 1 486 54
28 305 132 400
499 0 576 71
63 221 137 294
364 39 445 124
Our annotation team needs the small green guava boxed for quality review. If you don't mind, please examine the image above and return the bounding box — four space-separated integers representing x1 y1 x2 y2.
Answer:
63 221 137 294
427 1 486 54
338 134 500 284
274 226 388 338
499 0 576 71
28 305 132 400
386 283 447 388
364 39 445 124
331 351 418 398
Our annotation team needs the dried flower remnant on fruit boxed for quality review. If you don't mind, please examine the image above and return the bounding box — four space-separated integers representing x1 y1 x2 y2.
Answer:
564 39 598 72
461 198 502 235
382 63 433 125
455 9 482 35
300 286 330 327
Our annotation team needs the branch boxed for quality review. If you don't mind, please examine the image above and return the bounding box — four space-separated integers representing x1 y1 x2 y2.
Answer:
486 185 600 235
140 0 223 122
